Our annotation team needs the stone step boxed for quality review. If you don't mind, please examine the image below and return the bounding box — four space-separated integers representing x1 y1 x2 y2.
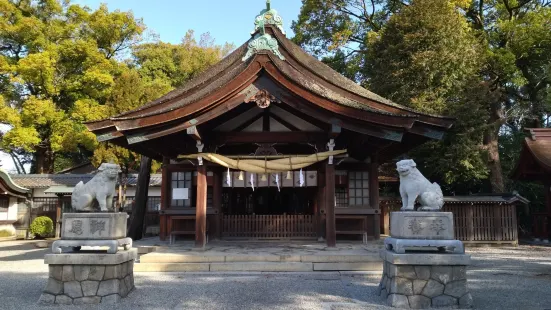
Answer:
139 252 380 264
134 261 383 272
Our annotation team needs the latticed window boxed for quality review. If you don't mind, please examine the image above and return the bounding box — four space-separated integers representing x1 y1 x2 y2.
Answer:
0 197 8 212
348 171 369 206
171 172 193 208
335 187 348 208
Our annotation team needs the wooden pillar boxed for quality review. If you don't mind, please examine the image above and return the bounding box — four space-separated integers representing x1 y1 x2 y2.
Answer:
160 157 170 241
493 204 503 241
369 157 381 239
325 162 336 247
212 168 222 240
467 204 474 241
55 194 62 238
127 155 152 240
195 165 207 248
545 180 551 241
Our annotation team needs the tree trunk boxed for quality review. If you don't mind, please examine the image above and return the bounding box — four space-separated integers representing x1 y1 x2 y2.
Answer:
127 155 152 240
483 110 505 193
34 146 54 174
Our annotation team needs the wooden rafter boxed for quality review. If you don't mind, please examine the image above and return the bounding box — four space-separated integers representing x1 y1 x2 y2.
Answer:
268 112 299 131
232 112 263 132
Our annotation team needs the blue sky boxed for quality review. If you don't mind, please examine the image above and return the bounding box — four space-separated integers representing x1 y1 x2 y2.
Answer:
73 0 303 46
0 1 303 172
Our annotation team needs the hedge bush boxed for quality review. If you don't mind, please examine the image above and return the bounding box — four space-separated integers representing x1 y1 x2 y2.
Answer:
30 216 53 239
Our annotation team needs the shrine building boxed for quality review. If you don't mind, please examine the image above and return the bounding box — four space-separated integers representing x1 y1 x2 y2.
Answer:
85 2 454 247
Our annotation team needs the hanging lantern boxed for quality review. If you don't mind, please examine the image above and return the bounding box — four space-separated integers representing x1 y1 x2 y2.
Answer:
286 171 292 180
238 171 244 181
261 174 267 181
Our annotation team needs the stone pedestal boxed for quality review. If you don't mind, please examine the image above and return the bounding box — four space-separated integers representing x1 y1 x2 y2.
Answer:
52 213 131 254
38 249 137 305
378 250 473 309
379 211 473 308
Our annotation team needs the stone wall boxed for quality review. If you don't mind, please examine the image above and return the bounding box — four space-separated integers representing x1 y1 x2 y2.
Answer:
378 261 473 309
38 260 134 305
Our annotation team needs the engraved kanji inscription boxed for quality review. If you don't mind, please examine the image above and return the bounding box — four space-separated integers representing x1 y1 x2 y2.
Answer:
90 220 106 236
68 220 83 235
408 218 423 235
429 219 445 235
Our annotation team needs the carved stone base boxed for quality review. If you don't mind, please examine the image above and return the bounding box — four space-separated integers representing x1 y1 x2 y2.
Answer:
378 249 473 309
38 249 137 305
384 237 464 254
62 213 128 240
390 211 454 240
52 238 132 254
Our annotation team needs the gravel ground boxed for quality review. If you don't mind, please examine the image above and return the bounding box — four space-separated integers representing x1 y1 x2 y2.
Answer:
0 241 550 310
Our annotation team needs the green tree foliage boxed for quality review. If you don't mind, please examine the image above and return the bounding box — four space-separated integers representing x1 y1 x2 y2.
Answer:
366 0 489 187
91 32 233 173
0 1 232 174
0 0 144 173
293 0 551 194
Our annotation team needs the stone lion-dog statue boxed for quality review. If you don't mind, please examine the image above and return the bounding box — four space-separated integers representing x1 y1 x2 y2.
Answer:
396 159 444 211
71 163 121 212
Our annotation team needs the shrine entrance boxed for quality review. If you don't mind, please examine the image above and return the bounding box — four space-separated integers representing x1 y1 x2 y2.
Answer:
221 173 319 239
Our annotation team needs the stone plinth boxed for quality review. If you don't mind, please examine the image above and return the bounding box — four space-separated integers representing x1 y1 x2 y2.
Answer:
390 211 453 240
385 237 464 254
62 213 128 240
378 249 473 309
38 249 137 305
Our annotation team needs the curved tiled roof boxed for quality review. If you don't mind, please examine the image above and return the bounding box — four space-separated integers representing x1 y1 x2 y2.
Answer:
511 128 551 181
10 174 162 189
0 169 29 197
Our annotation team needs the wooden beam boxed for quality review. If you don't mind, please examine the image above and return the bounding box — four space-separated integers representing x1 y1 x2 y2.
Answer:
325 162 336 247
186 126 202 141
263 108 270 132
274 102 329 131
369 155 381 240
330 124 341 139
195 165 207 248
232 112 263 132
269 112 299 131
207 132 327 144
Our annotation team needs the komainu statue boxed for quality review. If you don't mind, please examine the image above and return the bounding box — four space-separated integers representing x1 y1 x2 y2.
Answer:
396 159 444 211
71 163 121 212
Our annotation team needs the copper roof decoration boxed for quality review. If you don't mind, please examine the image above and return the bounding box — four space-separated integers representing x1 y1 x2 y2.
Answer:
252 0 285 36
243 1 285 62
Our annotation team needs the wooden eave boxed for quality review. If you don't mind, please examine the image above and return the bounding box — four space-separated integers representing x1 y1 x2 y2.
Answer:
85 25 454 153
511 130 551 181
0 169 29 198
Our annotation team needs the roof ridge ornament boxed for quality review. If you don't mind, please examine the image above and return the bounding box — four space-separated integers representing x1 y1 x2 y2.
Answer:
243 1 286 62
252 0 286 36
242 33 285 62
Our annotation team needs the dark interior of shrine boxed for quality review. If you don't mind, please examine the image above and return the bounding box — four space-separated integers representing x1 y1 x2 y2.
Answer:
222 187 316 215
